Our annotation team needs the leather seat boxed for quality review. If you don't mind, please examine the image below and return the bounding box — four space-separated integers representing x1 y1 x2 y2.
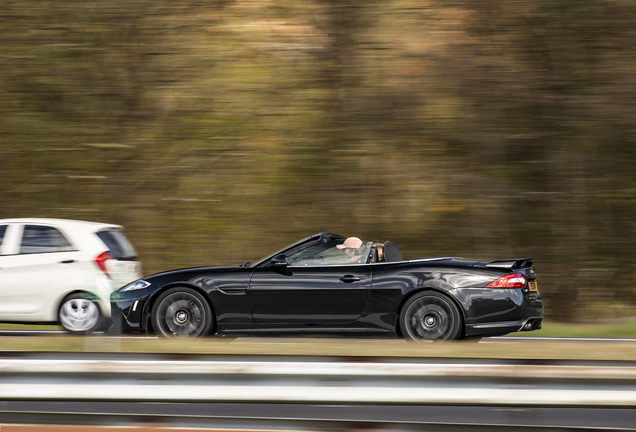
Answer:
383 242 403 262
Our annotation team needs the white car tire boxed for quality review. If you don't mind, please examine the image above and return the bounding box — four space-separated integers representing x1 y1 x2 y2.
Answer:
58 293 102 333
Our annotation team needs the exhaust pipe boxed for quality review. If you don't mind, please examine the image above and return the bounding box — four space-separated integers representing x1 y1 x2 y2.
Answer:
521 321 534 331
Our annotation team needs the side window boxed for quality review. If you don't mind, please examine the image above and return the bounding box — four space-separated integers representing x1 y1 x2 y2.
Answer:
0 225 6 247
19 225 74 254
287 239 369 266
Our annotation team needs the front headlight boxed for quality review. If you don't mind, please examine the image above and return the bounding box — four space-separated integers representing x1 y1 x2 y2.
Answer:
121 279 151 292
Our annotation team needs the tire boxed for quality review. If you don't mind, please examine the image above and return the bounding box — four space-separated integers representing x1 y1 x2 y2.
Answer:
151 287 213 338
58 293 102 334
399 291 462 342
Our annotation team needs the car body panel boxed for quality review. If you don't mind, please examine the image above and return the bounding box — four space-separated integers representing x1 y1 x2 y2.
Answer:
111 232 544 340
0 249 80 317
249 264 370 324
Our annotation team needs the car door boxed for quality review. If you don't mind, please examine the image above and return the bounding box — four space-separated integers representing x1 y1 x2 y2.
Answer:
0 224 80 317
248 239 371 324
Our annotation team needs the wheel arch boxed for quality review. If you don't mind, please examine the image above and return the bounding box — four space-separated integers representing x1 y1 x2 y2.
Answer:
57 290 104 317
142 282 216 334
395 287 467 339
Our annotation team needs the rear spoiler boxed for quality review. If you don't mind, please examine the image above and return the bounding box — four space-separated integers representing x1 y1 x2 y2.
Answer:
485 258 534 270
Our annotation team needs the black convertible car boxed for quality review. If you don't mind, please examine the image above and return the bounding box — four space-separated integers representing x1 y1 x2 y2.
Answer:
110 233 543 342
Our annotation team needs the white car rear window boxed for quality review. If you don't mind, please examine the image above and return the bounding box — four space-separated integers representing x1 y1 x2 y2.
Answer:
96 230 137 260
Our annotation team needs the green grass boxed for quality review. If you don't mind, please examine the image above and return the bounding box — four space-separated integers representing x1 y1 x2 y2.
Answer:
1 334 636 361
515 319 636 338
0 323 63 330
4 319 636 337
2 320 636 361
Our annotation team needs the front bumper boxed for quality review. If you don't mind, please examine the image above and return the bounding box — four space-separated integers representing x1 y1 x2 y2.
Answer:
109 290 152 334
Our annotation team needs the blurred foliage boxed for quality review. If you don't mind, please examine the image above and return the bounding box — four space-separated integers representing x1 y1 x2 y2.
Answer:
5 331 636 360
2 0 636 322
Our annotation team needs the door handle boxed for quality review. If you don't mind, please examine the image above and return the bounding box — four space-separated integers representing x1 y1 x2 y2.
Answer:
60 260 75 264
339 275 361 283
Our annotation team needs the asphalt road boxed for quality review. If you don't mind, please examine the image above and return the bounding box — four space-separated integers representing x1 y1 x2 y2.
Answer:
2 400 636 431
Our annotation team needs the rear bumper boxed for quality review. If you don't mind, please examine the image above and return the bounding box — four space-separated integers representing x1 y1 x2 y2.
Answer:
465 317 542 337
459 286 544 337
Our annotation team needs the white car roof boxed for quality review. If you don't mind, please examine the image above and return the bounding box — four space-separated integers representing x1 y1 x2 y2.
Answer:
0 218 122 232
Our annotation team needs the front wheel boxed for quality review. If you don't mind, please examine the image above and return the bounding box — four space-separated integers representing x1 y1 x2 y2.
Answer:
58 293 102 333
151 287 213 338
399 291 462 342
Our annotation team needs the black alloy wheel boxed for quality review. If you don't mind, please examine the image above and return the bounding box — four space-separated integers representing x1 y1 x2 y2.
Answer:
399 291 462 342
151 287 213 338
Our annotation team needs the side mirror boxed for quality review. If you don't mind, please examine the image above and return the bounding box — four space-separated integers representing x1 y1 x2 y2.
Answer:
270 253 289 268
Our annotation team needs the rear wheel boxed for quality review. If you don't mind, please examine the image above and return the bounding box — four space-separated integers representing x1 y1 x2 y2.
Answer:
58 293 102 333
399 291 462 342
151 287 213 338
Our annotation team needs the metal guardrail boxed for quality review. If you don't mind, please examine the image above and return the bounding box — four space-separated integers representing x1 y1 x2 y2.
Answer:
1 358 636 406
2 356 636 431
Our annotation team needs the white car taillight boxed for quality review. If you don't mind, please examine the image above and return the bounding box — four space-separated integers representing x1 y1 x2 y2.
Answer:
94 251 114 278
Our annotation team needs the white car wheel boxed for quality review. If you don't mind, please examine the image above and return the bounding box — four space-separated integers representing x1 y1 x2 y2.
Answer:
59 295 100 333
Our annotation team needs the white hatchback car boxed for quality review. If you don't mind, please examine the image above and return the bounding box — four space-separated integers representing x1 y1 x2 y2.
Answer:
0 218 142 333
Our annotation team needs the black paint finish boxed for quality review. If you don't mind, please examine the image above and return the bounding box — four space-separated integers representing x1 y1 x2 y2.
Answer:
110 232 543 340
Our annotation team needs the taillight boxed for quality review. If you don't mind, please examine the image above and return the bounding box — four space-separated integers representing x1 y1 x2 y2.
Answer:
486 273 527 288
94 251 114 278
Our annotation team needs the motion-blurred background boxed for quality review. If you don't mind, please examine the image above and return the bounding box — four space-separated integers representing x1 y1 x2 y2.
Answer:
2 0 636 323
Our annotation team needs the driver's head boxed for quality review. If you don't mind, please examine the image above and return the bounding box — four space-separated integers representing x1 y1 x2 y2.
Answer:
337 237 363 260
337 237 363 250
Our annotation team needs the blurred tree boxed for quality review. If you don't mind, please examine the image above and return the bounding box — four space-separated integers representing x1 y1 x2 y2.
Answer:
2 0 636 321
